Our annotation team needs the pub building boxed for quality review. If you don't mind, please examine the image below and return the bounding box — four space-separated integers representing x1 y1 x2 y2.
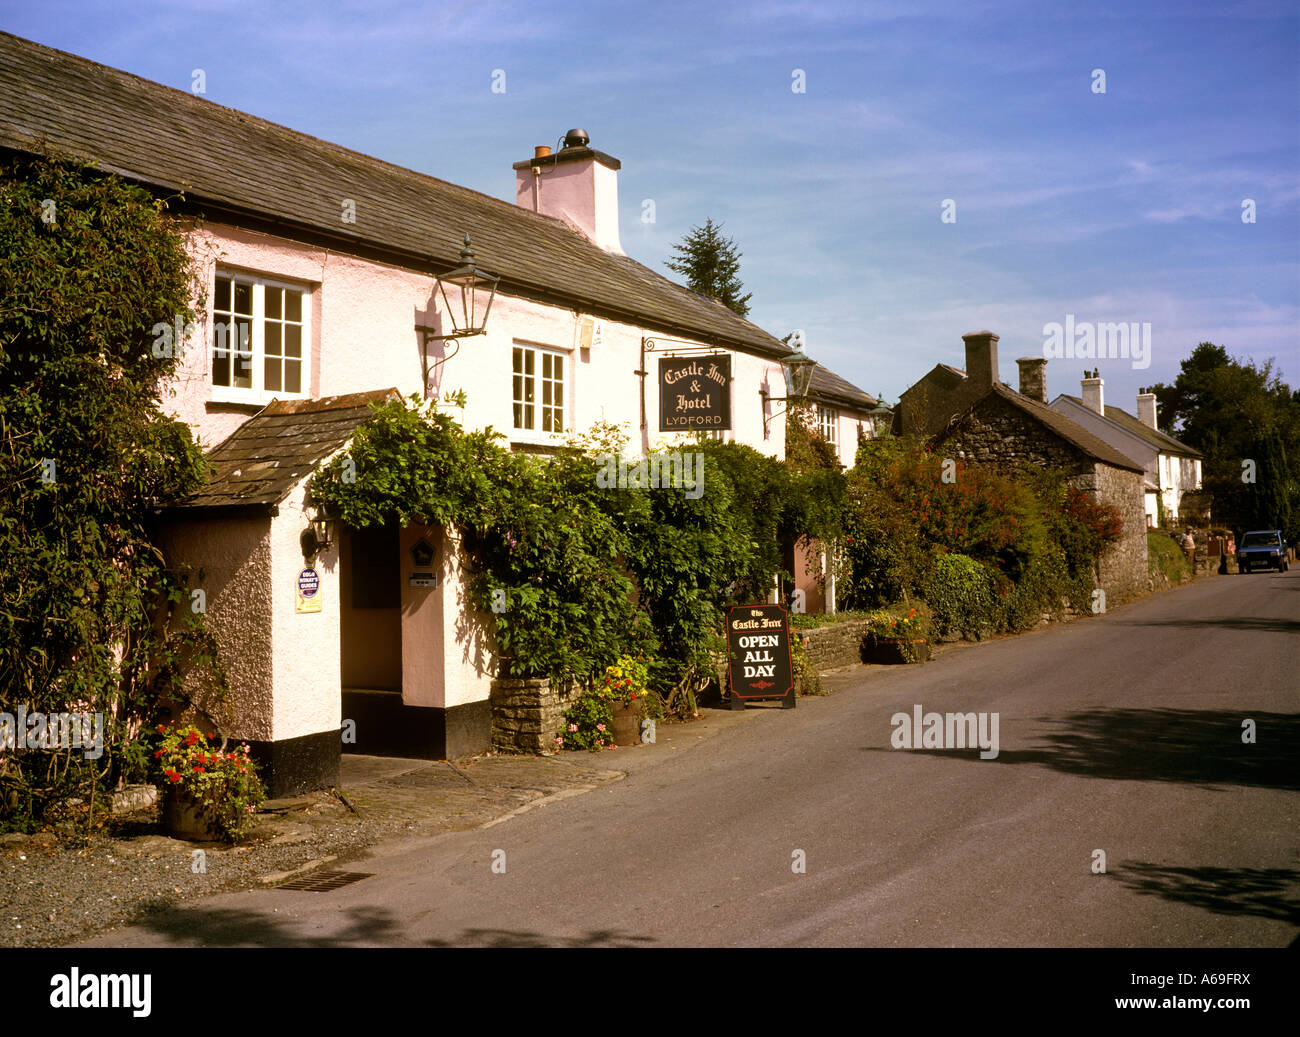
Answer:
1 32 885 794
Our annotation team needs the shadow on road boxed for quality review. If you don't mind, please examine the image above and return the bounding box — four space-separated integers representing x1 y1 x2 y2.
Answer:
109 902 657 948
867 708 1300 791
1112 616 1300 634
425 928 655 947
1107 861 1300 931
122 901 405 947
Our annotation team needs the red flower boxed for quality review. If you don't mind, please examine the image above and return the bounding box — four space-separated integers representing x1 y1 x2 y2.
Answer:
185 731 199 747
165 769 182 783
193 765 204 773
154 748 165 758
156 724 166 735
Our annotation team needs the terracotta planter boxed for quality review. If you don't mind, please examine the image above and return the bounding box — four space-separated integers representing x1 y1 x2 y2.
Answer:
867 636 929 664
608 703 642 746
161 788 222 841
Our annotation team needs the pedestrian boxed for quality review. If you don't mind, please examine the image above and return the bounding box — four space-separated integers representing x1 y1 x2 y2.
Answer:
1181 527 1196 570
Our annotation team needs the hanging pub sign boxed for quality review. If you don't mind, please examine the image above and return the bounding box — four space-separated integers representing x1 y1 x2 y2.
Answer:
659 355 731 431
725 603 795 709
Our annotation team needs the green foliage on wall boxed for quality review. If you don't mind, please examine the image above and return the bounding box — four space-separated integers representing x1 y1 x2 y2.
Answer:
0 153 222 828
312 399 849 701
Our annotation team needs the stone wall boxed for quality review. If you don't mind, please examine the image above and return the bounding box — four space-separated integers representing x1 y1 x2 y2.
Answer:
936 391 1091 475
490 677 582 754
798 620 872 670
1084 461 1149 605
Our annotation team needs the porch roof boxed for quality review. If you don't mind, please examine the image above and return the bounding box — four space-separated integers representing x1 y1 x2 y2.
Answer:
179 389 401 512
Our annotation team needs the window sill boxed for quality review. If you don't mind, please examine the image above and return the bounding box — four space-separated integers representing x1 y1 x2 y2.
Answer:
208 388 308 409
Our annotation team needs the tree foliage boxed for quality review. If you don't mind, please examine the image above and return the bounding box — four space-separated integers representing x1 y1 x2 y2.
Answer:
664 218 753 318
1148 342 1299 542
0 153 220 829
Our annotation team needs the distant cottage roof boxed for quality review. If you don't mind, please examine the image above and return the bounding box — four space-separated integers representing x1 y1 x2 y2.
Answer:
1058 395 1202 458
180 389 400 512
938 383 1146 473
809 364 881 412
0 31 791 360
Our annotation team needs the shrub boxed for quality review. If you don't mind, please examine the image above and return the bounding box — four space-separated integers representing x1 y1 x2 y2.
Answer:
923 553 999 639
1148 530 1191 585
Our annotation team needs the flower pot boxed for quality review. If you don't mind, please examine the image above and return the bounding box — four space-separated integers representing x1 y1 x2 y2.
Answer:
161 788 222 841
867 636 929 664
608 703 641 746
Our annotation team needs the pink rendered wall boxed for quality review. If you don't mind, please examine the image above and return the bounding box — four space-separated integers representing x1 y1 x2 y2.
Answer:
166 220 787 462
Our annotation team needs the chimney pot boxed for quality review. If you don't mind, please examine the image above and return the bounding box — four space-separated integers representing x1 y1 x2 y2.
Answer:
1016 356 1047 403
534 145 551 158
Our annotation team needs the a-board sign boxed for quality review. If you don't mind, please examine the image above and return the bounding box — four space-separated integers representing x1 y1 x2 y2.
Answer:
659 355 731 431
725 603 794 703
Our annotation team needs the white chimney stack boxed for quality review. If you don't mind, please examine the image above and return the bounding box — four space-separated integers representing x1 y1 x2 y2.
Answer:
1136 389 1157 429
513 129 624 255
1081 369 1104 414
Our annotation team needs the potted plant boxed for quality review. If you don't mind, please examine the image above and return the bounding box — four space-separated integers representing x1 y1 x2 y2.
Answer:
865 607 930 664
600 656 651 746
153 724 266 842
556 656 654 751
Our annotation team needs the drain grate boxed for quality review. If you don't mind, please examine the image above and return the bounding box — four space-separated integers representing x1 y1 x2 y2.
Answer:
276 869 373 892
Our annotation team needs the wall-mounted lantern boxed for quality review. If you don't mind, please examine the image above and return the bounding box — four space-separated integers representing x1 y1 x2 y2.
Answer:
760 344 818 438
300 501 340 559
416 233 500 397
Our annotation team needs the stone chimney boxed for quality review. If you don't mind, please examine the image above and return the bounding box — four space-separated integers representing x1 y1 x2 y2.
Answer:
962 330 999 390
1081 369 1104 414
1136 388 1157 429
1016 356 1047 403
513 129 624 255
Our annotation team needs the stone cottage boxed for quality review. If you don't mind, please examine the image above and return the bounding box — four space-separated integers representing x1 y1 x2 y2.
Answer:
896 332 1149 605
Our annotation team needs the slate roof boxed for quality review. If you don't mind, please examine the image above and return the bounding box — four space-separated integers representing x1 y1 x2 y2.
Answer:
938 383 1146 473
181 389 400 512
1057 395 1202 458
809 364 882 412
0 31 792 360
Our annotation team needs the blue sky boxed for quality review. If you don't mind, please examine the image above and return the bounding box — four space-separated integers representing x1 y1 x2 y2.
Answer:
3 0 1297 412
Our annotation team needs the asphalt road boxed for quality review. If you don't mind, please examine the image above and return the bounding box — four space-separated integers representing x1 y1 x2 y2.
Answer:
82 568 1299 947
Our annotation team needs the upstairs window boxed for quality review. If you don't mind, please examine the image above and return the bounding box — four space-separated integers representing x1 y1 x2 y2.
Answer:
817 404 838 445
513 344 565 433
212 273 308 401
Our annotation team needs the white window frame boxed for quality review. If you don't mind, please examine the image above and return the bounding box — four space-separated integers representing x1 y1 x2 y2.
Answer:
512 341 568 437
817 404 838 445
209 270 311 405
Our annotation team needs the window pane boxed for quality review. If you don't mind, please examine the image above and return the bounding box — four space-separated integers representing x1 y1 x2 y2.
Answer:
265 322 281 357
212 348 230 386
284 323 301 358
513 347 523 375
285 360 301 394
234 282 252 315
265 287 282 320
214 277 231 312
542 381 552 406
285 291 302 323
513 401 523 427
524 380 534 403
525 350 534 376
265 357 281 392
